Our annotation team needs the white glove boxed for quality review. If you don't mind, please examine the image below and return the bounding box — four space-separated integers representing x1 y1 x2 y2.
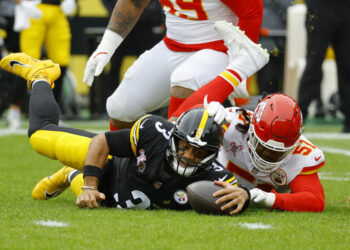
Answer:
60 0 76 16
250 188 276 208
20 0 42 19
83 30 123 86
227 78 249 106
203 95 226 124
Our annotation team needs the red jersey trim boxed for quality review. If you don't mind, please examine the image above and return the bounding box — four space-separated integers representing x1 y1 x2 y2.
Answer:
299 161 325 175
163 35 228 52
226 161 255 183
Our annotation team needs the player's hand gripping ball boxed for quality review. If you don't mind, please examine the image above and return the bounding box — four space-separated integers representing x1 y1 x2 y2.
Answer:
187 180 237 215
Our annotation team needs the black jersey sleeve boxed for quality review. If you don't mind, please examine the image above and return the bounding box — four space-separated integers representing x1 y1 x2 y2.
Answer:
105 129 134 157
129 115 173 156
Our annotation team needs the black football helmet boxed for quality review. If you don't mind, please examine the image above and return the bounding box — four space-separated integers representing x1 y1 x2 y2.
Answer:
166 107 223 177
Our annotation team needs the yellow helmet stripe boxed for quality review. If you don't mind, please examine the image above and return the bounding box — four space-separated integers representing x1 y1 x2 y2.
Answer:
195 109 209 140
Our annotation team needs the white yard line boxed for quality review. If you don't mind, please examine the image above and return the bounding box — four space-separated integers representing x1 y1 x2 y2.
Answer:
320 147 350 157
304 133 350 140
34 220 69 227
239 222 272 230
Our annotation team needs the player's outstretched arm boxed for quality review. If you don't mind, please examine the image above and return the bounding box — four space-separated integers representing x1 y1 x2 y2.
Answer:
76 134 110 209
271 173 325 212
213 181 250 215
83 0 150 86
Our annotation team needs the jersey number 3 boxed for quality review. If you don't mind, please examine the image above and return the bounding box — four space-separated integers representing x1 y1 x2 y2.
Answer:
114 190 151 209
160 0 208 20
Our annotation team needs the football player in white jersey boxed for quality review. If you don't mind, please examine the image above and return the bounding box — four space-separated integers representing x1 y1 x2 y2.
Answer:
214 94 325 212
83 0 263 131
175 93 325 212
168 22 325 213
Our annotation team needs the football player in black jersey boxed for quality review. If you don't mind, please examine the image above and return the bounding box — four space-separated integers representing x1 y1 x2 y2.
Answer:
0 53 250 215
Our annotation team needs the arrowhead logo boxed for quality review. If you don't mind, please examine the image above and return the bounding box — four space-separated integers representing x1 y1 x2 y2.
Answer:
9 60 33 70
45 190 60 199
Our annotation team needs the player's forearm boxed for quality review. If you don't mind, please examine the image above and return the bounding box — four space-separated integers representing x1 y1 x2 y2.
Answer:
107 0 150 37
270 173 325 212
82 134 110 188
84 134 110 172
272 191 325 212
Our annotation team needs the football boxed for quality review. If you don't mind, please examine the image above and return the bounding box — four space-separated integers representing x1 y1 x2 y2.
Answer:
187 180 236 215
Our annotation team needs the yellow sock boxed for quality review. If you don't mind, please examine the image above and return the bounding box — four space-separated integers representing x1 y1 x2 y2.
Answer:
70 173 84 196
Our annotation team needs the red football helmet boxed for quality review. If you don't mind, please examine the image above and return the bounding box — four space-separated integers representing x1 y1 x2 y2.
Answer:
247 94 303 172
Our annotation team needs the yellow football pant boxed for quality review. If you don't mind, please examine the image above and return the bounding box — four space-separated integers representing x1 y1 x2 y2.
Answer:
20 4 71 66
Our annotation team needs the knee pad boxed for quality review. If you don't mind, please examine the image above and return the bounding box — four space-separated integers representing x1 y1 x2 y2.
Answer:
170 66 196 90
106 95 145 123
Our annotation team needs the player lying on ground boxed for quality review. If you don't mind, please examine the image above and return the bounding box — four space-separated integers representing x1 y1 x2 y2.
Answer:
168 27 326 212
205 94 326 212
0 53 252 214
1 20 269 214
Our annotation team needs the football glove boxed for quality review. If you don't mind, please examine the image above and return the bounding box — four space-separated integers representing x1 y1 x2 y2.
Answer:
249 188 276 208
60 0 76 16
83 29 123 86
228 78 249 106
204 96 226 124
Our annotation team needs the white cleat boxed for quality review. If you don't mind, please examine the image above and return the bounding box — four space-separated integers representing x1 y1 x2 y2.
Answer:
214 20 269 79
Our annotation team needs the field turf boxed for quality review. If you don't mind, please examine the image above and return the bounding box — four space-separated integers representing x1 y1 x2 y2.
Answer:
1 119 350 249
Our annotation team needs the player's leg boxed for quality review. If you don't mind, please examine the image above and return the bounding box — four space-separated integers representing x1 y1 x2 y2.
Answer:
0 53 96 170
168 49 228 118
106 41 173 130
297 2 332 119
45 5 71 104
331 5 350 132
19 11 45 61
32 165 85 200
170 21 269 118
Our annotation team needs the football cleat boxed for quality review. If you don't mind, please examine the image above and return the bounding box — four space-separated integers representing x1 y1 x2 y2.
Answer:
214 20 269 79
32 166 74 200
0 53 61 90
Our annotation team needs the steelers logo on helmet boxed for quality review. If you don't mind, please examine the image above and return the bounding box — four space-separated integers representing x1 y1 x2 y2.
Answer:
166 107 223 177
247 94 303 173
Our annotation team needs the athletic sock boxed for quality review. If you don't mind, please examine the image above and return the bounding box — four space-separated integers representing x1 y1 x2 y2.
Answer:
167 96 186 119
109 120 120 131
171 69 242 118
69 172 84 196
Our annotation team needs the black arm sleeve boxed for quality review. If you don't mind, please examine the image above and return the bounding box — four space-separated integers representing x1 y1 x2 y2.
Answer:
105 129 134 157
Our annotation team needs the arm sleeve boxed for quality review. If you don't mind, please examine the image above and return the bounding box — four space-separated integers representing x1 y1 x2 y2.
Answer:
221 0 263 42
105 129 134 157
271 172 325 212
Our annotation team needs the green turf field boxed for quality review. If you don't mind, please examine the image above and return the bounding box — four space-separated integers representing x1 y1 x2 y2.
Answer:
1 119 350 249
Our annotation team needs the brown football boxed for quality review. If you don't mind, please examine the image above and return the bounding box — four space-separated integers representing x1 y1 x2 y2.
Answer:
186 180 236 215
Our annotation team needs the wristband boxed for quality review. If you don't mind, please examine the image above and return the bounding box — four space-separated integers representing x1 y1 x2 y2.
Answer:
97 29 123 54
83 165 103 180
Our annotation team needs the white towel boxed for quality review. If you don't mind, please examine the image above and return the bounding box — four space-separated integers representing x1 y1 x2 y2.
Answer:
13 1 42 32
